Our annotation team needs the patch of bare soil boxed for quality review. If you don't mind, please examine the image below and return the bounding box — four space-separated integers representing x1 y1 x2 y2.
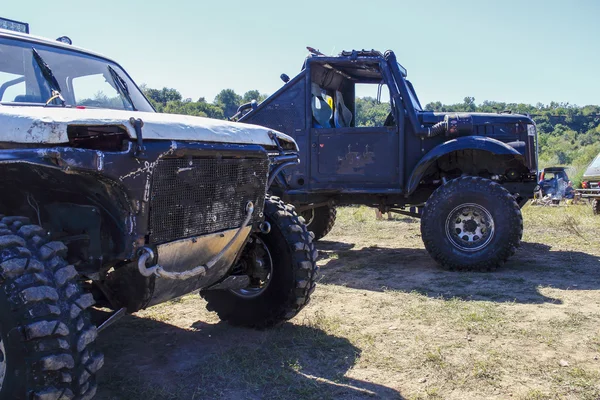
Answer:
96 204 600 400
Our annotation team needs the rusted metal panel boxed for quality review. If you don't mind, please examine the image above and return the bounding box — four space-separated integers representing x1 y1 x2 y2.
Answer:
311 127 399 186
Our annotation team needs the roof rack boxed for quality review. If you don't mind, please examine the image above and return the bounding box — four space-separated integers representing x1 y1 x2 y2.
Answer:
339 49 383 58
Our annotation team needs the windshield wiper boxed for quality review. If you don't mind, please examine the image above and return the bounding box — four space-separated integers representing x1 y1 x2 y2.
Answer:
108 65 137 111
31 47 66 107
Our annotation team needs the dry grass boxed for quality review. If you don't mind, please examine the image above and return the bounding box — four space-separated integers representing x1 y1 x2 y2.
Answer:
96 202 600 400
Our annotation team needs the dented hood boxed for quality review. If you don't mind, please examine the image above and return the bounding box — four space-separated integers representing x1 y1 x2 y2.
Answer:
0 106 297 149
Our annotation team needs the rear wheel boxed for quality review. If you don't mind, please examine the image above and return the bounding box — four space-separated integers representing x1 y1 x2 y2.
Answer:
201 196 318 328
0 215 102 399
300 205 337 241
421 177 523 271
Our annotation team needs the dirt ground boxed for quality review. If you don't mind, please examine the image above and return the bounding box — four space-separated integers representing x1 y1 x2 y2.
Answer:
95 203 600 400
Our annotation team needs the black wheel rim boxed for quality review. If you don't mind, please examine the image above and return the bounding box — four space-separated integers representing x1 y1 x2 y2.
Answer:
445 203 495 252
230 236 273 298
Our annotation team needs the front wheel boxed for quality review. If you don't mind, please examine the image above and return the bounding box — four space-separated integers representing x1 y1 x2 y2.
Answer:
0 216 102 399
420 177 523 271
201 196 318 328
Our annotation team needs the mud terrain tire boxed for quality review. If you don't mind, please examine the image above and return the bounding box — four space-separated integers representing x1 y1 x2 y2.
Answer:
421 177 523 271
0 216 102 399
300 205 337 241
201 196 318 328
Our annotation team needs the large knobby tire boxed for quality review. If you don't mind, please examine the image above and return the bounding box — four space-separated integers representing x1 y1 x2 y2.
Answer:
0 216 103 400
201 196 318 328
300 205 337 241
421 177 523 271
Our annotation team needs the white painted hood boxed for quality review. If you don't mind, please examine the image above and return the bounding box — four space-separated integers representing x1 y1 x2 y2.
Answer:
0 106 296 149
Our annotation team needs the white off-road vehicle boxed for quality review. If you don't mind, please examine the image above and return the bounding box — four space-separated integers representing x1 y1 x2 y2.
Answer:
0 20 317 399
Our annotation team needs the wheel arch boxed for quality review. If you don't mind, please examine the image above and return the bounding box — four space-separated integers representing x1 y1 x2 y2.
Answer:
407 136 528 195
0 161 134 263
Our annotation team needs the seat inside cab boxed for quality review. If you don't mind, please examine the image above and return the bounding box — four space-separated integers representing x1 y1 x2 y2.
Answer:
310 60 394 128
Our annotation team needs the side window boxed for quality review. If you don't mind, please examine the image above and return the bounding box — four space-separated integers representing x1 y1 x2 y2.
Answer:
354 84 392 127
0 72 26 102
71 73 126 109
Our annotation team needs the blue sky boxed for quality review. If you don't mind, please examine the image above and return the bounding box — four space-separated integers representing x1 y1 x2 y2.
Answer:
5 0 599 106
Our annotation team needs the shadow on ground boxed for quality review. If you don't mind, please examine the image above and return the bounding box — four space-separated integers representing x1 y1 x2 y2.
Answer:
318 241 600 304
95 313 405 400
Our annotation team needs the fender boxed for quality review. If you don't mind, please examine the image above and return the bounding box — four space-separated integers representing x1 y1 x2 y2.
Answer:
0 146 138 259
406 136 525 195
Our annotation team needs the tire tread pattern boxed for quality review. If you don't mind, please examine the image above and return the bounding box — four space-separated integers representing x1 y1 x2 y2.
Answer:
303 205 337 241
0 216 103 400
201 196 318 328
420 177 523 271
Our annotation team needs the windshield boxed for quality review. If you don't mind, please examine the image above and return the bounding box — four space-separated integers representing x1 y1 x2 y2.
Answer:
0 37 153 111
406 80 422 112
397 62 407 77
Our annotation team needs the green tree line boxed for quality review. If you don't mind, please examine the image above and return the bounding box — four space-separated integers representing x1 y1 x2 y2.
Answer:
142 87 600 184
140 86 267 120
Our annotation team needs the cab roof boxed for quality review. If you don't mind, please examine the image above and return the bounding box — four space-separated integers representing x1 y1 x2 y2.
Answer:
0 27 117 65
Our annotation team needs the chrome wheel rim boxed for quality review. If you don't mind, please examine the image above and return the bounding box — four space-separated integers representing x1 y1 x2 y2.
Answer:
445 203 495 252
230 236 273 298
0 330 6 391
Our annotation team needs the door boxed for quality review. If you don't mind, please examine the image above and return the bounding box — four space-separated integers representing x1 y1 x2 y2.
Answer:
309 84 400 190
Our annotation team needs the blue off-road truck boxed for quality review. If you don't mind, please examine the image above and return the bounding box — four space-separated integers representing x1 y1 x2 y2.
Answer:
237 48 539 271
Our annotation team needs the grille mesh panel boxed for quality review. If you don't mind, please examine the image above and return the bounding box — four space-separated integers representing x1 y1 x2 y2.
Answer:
149 157 269 244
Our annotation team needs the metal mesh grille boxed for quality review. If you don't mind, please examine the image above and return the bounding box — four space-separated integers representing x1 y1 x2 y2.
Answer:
148 157 269 244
